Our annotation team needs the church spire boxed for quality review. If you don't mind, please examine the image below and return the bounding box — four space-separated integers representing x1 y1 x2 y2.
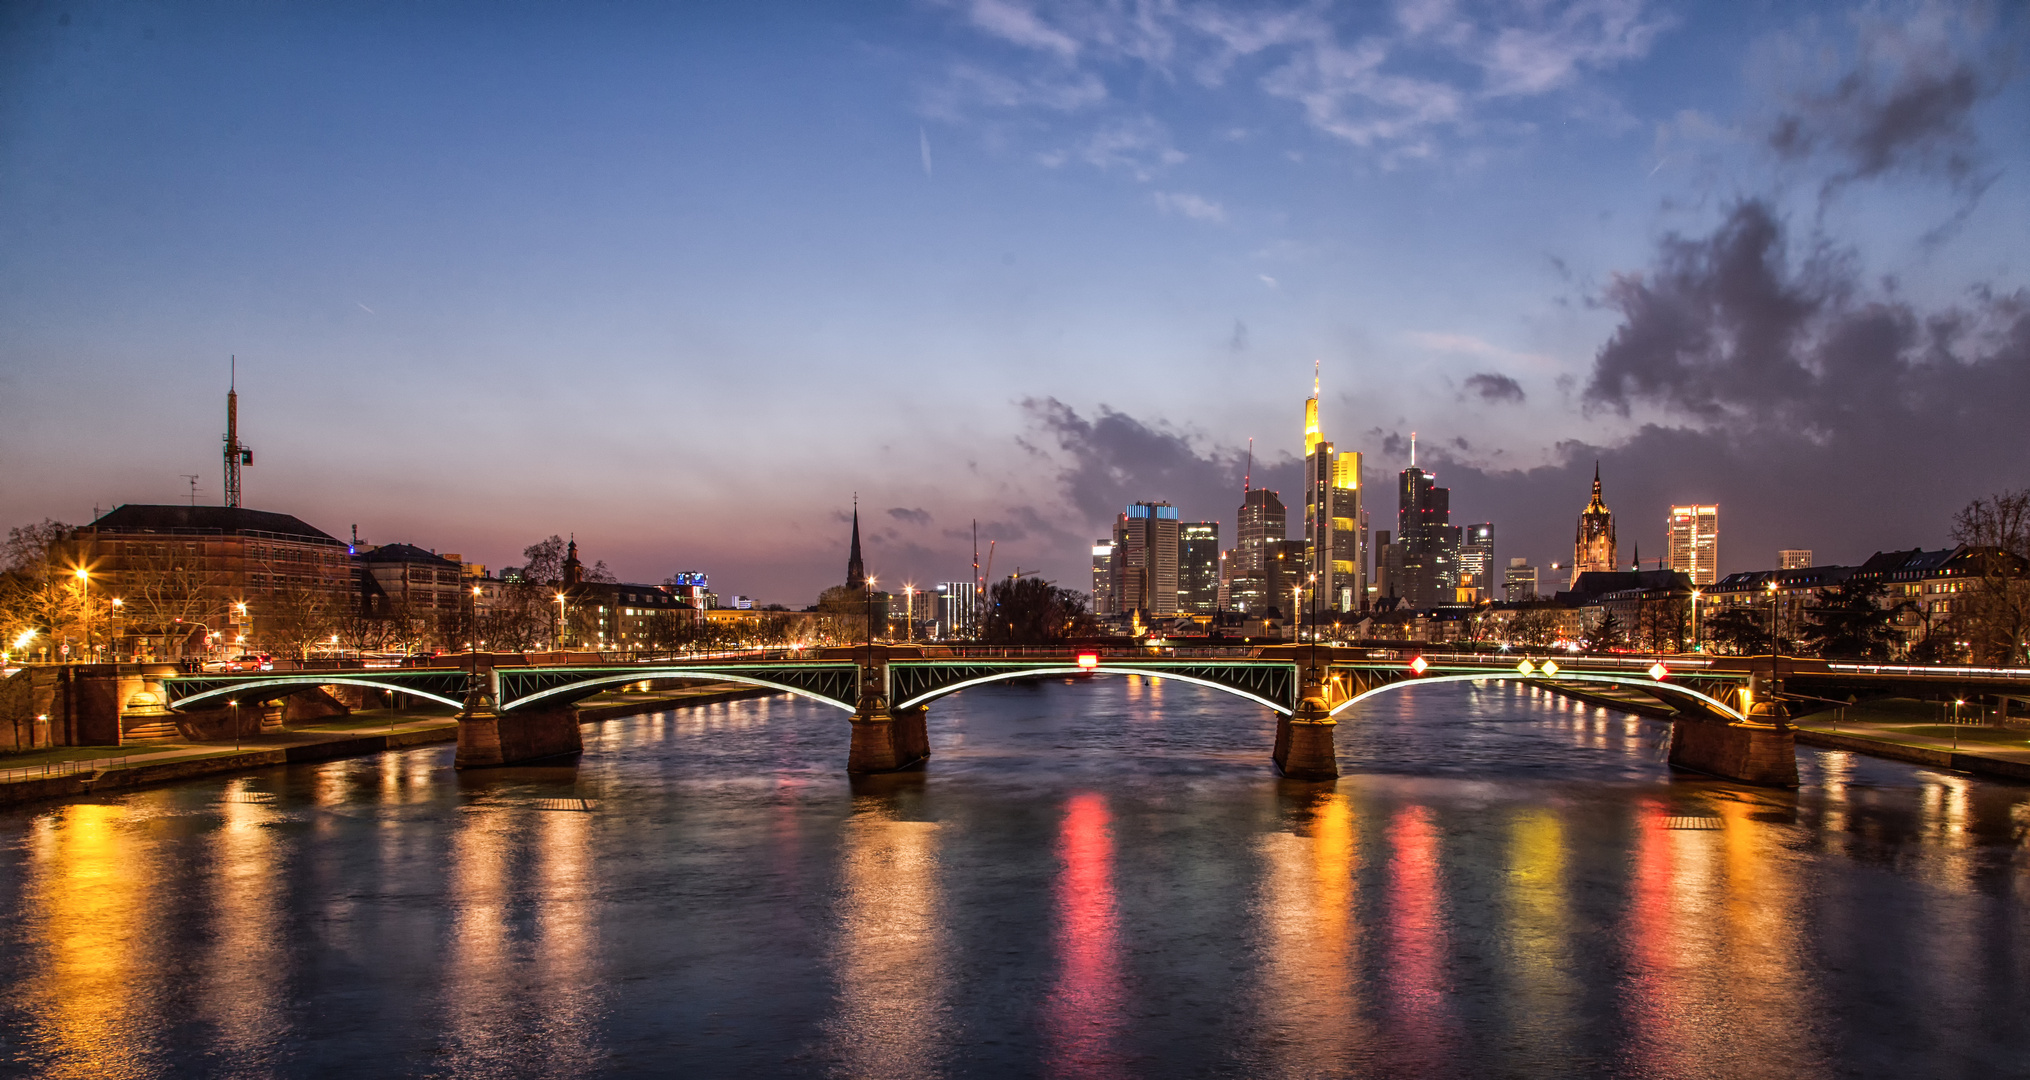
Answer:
845 495 867 589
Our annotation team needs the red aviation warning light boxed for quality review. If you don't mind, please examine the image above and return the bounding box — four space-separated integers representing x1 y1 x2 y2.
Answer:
1408 656 1429 675
1077 653 1100 671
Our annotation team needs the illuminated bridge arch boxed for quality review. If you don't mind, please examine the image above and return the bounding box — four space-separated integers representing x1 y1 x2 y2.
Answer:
1327 671 1745 722
497 665 861 713
169 678 469 713
889 661 1298 715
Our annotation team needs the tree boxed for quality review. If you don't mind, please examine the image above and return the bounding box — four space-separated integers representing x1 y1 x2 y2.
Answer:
1505 607 1561 648
0 519 84 659
981 577 1096 645
1705 606 1769 656
1582 611 1624 652
1800 580 1903 660
1950 491 2030 666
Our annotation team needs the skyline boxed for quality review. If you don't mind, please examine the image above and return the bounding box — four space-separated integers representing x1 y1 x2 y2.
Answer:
3 1 2027 604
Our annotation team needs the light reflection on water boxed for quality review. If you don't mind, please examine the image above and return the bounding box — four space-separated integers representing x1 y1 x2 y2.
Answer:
0 679 2025 1077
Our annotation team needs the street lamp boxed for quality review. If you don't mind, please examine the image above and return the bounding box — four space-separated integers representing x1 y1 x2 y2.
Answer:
554 592 568 650
903 584 915 644
1689 590 1702 654
864 575 879 650
73 567 91 662
1765 580 1783 725
1292 584 1303 643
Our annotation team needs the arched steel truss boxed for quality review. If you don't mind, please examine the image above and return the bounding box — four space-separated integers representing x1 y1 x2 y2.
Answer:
1327 671 1745 721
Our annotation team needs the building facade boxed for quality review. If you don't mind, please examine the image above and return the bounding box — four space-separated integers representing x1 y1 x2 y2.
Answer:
936 581 979 639
1301 375 1364 613
1111 502 1180 616
1572 464 1617 587
1394 462 1457 610
1460 523 1495 603
1090 541 1117 616
1780 549 1814 569
1228 487 1287 615
1502 558 1539 603
1178 522 1220 614
1667 504 1720 586
72 504 356 660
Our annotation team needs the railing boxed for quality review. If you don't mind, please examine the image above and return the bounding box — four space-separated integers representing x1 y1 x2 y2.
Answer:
1826 662 2030 680
0 757 127 785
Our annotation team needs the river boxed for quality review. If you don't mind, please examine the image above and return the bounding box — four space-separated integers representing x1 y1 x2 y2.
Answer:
1 676 2026 1078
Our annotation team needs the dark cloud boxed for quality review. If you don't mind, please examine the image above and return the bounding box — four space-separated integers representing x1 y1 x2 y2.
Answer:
1461 372 1526 404
1022 201 2028 581
1767 20 2000 190
887 506 932 526
1021 397 1298 532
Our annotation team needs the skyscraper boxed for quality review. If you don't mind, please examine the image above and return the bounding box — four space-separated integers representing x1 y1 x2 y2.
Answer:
1394 439 1456 610
1301 367 1364 613
1460 523 1495 602
1572 463 1617 587
1780 549 1814 569
1667 505 1719 585
1502 558 1539 602
1178 522 1220 613
1112 501 1180 616
1091 540 1116 615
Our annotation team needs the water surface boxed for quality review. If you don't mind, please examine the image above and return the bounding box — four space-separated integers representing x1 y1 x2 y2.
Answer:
1 677 2026 1078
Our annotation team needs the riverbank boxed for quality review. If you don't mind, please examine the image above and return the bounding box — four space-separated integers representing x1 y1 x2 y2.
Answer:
1791 701 2030 784
0 682 771 806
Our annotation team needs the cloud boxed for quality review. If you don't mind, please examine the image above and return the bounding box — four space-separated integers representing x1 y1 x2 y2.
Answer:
887 506 933 526
920 127 934 178
930 0 1672 164
1021 397 1294 530
1461 372 1527 403
1259 274 1279 288
962 0 1081 59
1765 8 2002 190
1153 190 1226 222
1405 330 1553 368
1075 116 1186 177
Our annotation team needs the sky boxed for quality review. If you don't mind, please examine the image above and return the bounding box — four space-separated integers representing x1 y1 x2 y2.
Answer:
2 0 2026 604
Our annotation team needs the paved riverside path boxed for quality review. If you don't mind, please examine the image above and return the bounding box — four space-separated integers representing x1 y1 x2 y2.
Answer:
0 682 765 804
1792 706 2030 783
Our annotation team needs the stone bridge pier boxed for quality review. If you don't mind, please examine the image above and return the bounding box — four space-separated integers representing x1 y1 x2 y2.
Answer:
455 659 582 769
1273 663 1338 781
846 650 928 773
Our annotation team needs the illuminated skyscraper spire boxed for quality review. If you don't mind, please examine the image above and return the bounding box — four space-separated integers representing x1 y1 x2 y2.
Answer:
1303 361 1323 454
846 494 867 589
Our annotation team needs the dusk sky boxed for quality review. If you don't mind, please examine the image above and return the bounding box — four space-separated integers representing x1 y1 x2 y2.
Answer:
3 0 2025 604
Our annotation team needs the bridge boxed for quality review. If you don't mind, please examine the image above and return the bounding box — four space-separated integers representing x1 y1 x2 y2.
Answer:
156 645 2030 786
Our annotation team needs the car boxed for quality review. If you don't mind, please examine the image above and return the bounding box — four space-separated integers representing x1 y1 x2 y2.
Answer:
226 653 273 672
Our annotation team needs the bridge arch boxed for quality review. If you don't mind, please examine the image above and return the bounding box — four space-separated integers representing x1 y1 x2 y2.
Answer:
502 669 859 713
171 679 468 713
894 666 1295 715
1327 671 1744 722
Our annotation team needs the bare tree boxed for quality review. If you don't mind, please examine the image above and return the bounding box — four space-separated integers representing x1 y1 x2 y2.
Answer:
1950 491 2030 666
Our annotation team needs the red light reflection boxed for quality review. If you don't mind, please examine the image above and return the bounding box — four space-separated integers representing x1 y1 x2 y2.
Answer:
1044 792 1125 1078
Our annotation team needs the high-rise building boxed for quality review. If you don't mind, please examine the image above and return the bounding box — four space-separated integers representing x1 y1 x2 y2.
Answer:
1460 523 1495 602
1667 505 1720 585
1503 557 1538 602
1572 463 1617 587
936 581 978 639
1091 541 1117 615
1178 522 1220 613
1780 549 1814 569
1228 487 1287 615
1111 501 1180 616
1394 440 1457 610
1373 529 1395 600
1264 538 1306 619
1301 368 1364 613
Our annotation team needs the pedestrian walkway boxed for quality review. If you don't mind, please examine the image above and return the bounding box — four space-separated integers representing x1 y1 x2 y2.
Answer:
1792 705 2030 782
0 712 456 784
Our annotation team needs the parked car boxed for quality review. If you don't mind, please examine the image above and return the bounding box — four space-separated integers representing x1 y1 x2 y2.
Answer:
227 653 273 672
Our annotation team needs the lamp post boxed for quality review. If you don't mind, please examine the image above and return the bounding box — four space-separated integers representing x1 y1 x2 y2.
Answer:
1308 572 1320 669
73 567 90 663
903 584 915 644
1765 580 1784 726
1689 590 1702 654
864 575 879 651
554 592 568 650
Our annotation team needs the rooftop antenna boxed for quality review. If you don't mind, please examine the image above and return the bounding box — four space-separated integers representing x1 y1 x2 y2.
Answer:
1410 431 1417 468
1243 437 1253 494
180 474 200 506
